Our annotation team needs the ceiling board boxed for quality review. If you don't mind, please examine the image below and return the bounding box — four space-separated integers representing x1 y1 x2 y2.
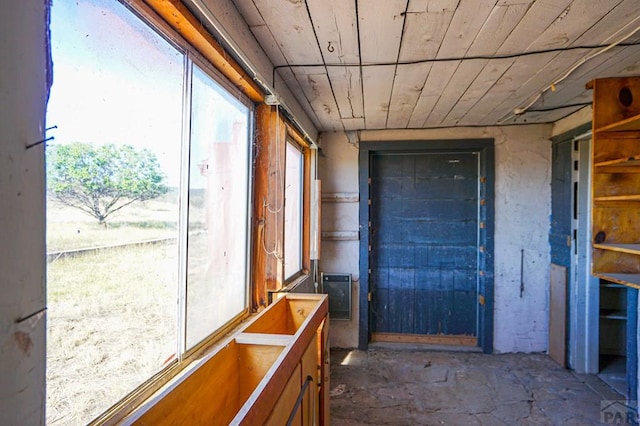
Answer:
503 44 640 125
230 0 265 27
227 0 640 131
293 67 344 131
436 0 497 58
481 0 631 124
407 0 459 14
495 0 640 119
387 63 432 128
442 59 510 126
429 2 531 126
250 25 288 67
457 0 585 125
496 0 574 54
305 0 362 122
275 67 321 127
327 66 364 120
306 0 359 64
362 65 396 129
250 0 323 65
412 61 460 127
405 0 496 127
398 4 455 61
358 0 407 63
342 117 366 130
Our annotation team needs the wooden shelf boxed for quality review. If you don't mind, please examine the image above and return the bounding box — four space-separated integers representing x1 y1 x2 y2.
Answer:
594 155 640 173
594 243 640 255
595 112 640 133
594 194 640 204
591 78 640 400
321 231 359 241
321 192 359 203
594 273 640 289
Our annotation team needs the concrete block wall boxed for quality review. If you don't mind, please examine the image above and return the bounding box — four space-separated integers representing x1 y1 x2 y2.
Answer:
0 1 49 423
320 126 553 353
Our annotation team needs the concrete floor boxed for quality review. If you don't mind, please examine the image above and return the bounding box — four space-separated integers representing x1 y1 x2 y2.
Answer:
329 348 623 425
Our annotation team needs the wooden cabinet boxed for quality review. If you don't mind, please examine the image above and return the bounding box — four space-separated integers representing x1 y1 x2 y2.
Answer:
126 294 329 425
589 77 640 288
589 77 640 399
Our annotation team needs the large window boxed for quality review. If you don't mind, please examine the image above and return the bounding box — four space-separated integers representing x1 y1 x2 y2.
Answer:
46 1 252 423
186 65 251 348
284 140 304 279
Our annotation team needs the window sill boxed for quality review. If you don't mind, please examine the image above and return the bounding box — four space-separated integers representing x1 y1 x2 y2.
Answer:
268 273 313 303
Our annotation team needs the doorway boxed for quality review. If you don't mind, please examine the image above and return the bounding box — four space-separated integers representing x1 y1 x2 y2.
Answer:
370 152 479 340
358 140 495 352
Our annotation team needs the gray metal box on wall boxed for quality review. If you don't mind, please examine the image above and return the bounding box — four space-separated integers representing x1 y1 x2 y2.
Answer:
322 273 351 320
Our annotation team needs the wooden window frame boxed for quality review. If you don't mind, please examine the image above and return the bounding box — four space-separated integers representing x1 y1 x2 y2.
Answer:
132 0 316 311
283 128 312 285
79 0 317 422
51 1 261 424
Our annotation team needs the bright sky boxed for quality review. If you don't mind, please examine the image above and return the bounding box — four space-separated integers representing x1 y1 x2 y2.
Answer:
47 0 184 186
47 0 251 190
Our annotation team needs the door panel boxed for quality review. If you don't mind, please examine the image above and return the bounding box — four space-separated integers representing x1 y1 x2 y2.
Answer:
549 139 572 367
370 152 479 336
550 140 572 268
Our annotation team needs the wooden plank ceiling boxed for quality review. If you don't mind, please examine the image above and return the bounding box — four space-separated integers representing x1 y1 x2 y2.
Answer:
230 0 640 131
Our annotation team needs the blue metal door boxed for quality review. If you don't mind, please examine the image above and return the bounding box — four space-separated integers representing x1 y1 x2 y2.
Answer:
370 152 479 336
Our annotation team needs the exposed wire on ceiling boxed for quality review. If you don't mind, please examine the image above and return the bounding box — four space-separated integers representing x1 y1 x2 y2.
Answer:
499 17 640 124
272 41 640 75
525 102 591 113
270 39 640 124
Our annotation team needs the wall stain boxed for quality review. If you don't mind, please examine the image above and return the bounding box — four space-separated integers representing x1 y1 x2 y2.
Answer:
13 331 33 356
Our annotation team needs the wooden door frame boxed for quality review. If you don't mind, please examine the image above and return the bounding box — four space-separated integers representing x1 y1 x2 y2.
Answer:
358 139 495 353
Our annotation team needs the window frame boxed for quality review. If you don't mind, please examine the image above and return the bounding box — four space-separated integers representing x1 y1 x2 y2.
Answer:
181 53 255 355
53 0 317 423
60 2 257 424
132 0 256 352
283 137 304 281
283 128 312 286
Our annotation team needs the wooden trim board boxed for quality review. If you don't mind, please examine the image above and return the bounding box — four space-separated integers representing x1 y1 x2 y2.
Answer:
372 332 477 346
549 264 567 367
142 0 263 102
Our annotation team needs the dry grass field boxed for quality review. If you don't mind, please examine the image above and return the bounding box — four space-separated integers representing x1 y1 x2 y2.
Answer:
46 198 180 425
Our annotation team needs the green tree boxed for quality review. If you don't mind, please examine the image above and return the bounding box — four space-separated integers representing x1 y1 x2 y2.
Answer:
47 142 168 224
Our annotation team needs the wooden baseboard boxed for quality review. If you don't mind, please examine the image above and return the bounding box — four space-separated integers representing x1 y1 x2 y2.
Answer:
371 332 477 347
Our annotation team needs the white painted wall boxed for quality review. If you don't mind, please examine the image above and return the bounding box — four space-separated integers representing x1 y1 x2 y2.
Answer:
0 2 49 423
318 133 360 348
491 126 552 353
320 126 553 352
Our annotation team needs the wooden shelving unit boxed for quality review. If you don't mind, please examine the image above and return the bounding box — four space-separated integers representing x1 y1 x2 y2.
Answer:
589 77 640 399
589 77 640 289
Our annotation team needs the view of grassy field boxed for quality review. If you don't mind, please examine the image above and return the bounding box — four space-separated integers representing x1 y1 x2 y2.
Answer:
46 198 179 251
46 198 180 425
